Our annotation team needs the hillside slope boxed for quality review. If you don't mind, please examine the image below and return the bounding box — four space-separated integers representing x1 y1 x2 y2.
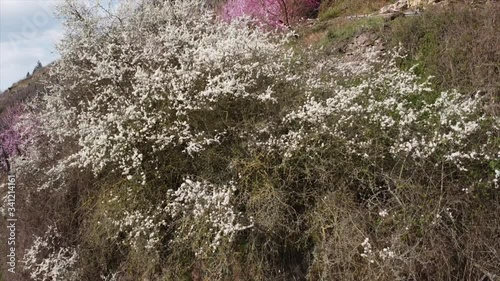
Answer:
0 1 499 281
0 65 51 114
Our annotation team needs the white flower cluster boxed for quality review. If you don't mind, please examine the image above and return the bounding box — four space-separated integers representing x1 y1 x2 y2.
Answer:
94 187 167 252
379 247 396 261
250 50 498 180
25 0 293 185
100 272 119 281
360 238 374 263
22 226 80 281
166 177 253 255
360 238 397 263
108 207 167 251
379 209 389 217
494 169 500 189
0 183 6 216
96 176 252 256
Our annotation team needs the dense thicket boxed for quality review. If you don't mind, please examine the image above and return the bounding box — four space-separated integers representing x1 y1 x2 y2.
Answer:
0 0 498 280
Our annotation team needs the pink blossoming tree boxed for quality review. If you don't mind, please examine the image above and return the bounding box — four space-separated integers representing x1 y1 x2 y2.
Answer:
0 105 24 171
221 0 320 27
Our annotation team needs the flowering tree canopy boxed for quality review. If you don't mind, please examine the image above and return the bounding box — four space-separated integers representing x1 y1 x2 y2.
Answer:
0 105 24 171
8 0 499 279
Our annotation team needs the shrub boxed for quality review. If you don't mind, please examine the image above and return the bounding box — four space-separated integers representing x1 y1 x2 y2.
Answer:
0 105 24 171
388 2 500 99
11 0 500 280
17 0 302 278
21 226 80 281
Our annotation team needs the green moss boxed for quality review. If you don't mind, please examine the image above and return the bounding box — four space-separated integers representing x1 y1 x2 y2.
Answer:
320 4 346 20
320 16 386 46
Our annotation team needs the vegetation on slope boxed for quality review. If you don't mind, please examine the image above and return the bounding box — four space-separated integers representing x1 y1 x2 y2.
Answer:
388 3 500 98
0 0 499 280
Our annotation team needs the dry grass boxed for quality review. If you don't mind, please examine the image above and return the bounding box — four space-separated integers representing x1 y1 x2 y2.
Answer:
319 0 392 20
388 2 500 98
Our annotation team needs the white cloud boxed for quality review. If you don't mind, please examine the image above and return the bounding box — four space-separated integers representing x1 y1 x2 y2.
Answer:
0 0 62 91
0 0 57 18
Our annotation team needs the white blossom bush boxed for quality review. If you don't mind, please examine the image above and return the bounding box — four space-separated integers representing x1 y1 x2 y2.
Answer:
93 177 252 257
21 226 80 281
23 0 298 185
15 1 300 278
10 0 500 279
166 177 253 256
249 49 499 191
101 205 167 251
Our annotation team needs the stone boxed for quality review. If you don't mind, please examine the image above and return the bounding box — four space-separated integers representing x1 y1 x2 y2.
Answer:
408 0 443 8
380 0 409 14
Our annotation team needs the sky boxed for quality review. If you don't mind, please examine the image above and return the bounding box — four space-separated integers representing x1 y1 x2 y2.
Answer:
0 0 63 91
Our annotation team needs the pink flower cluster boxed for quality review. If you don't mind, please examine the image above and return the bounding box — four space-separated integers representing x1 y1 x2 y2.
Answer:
220 0 319 27
0 105 26 171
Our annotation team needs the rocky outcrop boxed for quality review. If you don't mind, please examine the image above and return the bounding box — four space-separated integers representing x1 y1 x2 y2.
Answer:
408 0 445 7
379 0 408 14
380 0 444 14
